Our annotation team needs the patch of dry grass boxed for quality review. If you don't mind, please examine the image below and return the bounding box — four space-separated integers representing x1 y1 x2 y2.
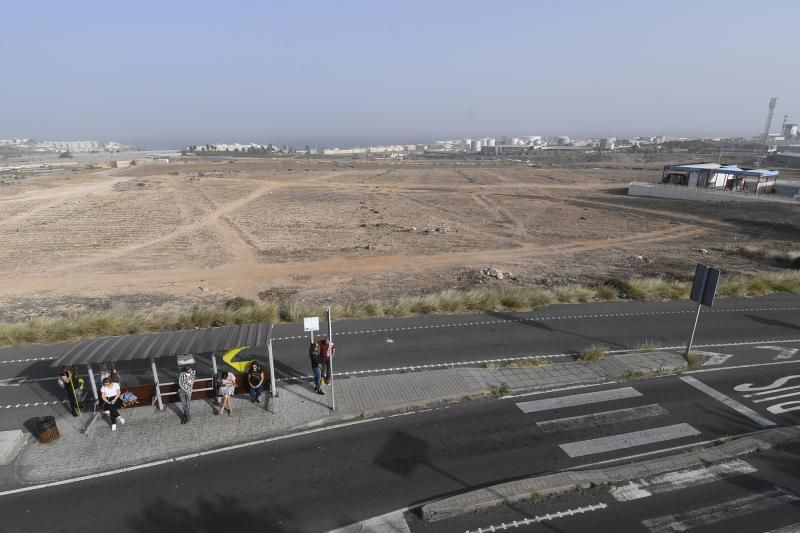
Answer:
579 344 609 362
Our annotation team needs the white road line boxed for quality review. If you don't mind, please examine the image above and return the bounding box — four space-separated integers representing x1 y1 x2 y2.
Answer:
461 503 608 532
754 391 800 403
642 487 799 533
746 385 800 398
326 510 411 533
559 423 701 458
516 387 642 414
537 404 668 433
680 376 777 427
0 416 384 498
686 360 800 375
610 459 757 501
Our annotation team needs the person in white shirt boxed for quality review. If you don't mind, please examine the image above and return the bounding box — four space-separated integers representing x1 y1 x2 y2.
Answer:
100 377 125 431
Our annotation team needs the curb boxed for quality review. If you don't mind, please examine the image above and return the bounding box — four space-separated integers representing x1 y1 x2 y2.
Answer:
421 425 800 522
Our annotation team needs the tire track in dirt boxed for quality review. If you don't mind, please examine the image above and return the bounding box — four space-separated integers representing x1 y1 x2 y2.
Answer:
0 224 707 296
0 173 129 227
471 193 528 236
47 182 276 274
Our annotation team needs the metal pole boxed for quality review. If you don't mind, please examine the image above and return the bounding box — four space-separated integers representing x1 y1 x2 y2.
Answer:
70 377 85 432
328 306 335 411
267 323 277 400
211 353 219 405
685 302 703 356
87 364 98 402
151 358 163 410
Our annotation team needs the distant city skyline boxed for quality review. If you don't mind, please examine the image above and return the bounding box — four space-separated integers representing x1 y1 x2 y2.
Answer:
2 1 798 145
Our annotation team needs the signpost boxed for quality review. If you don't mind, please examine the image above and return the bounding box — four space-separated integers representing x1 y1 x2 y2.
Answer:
685 263 721 356
327 306 336 412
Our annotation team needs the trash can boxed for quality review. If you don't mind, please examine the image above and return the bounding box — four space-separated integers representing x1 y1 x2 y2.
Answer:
37 416 60 444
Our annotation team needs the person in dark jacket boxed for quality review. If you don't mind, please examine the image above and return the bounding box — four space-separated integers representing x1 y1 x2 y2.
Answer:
319 338 335 386
309 341 324 395
247 362 265 403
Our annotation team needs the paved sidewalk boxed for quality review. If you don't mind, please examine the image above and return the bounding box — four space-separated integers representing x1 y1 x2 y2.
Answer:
13 351 684 484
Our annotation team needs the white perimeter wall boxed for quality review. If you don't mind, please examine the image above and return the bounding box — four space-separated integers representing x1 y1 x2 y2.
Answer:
627 183 799 204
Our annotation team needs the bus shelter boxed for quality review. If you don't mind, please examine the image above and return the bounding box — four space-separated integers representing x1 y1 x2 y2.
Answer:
53 323 276 414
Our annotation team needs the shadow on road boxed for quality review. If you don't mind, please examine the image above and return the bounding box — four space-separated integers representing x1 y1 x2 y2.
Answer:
486 310 627 351
745 314 800 332
126 495 302 533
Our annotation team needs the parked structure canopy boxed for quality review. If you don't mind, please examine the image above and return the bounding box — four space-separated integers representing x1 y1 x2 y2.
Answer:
54 323 273 367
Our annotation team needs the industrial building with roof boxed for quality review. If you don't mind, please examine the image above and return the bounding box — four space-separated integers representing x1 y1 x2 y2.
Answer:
661 163 779 194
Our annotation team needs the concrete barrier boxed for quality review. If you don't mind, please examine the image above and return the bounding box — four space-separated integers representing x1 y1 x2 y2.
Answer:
0 430 29 465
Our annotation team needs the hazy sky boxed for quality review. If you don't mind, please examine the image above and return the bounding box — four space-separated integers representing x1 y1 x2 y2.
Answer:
2 0 799 147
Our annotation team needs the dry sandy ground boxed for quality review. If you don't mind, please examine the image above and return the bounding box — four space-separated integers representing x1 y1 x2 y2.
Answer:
0 158 797 321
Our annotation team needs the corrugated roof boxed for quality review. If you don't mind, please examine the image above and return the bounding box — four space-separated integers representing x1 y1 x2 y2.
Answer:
667 163 779 177
54 323 272 366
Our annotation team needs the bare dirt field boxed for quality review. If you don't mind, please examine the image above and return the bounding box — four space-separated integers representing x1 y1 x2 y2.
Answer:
0 158 797 321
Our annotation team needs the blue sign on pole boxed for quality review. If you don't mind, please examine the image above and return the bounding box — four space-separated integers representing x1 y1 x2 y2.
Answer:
686 263 722 355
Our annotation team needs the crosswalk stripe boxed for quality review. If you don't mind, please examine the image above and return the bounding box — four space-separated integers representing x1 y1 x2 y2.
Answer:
559 423 700 458
610 459 756 501
680 376 777 427
642 487 799 533
516 387 642 414
537 404 668 434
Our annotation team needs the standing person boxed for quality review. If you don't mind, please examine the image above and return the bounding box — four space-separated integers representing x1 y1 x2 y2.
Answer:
247 362 265 403
308 341 324 395
218 371 236 416
100 377 124 431
177 365 195 424
319 338 335 386
58 366 80 416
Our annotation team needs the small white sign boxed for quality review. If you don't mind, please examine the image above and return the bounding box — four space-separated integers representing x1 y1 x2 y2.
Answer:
304 317 320 332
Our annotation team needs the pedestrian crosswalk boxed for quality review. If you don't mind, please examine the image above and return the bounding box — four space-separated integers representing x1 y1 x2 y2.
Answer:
516 385 702 460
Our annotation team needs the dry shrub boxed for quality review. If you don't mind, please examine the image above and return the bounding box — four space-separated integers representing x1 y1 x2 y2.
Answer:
525 288 556 308
625 278 690 301
580 344 608 362
555 286 595 303
499 287 527 309
507 357 552 368
594 284 620 301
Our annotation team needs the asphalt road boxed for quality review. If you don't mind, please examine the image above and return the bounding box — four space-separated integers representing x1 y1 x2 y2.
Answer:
2 357 800 532
0 294 799 431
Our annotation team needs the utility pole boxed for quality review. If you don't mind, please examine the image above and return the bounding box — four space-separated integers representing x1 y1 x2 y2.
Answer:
761 97 778 155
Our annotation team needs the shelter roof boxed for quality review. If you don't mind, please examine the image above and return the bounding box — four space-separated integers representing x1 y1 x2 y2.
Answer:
55 323 272 367
666 163 779 178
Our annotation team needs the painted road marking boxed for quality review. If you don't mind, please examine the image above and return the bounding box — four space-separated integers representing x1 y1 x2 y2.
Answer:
268 307 800 341
0 416 386 497
680 376 777 427
642 487 799 533
461 503 608 532
758 346 800 360
694 350 734 366
537 404 668 434
734 375 800 415
610 459 757 501
516 387 642 413
559 423 700 458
